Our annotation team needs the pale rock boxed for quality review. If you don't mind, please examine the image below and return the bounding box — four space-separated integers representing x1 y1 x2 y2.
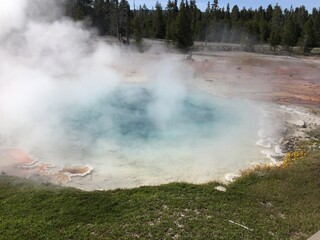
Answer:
214 186 227 192
295 120 306 128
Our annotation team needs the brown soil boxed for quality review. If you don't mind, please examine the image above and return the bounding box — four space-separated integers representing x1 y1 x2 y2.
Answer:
190 52 320 106
59 166 92 175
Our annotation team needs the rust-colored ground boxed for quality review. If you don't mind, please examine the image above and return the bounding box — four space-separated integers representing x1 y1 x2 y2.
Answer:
190 52 320 106
0 148 92 184
0 148 35 166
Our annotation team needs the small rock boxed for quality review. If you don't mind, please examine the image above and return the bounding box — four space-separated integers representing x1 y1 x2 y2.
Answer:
214 186 227 192
225 173 240 182
295 120 306 128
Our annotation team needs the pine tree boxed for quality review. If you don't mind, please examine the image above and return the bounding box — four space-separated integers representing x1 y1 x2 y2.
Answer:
72 0 93 21
209 0 221 42
189 0 201 39
174 0 194 50
104 0 112 35
133 10 143 45
311 8 320 47
109 0 120 39
282 14 297 50
212 0 218 13
230 5 240 43
64 0 319 51
230 5 239 26
153 1 165 39
93 0 106 34
165 0 177 41
266 4 273 22
301 17 316 53
269 5 282 50
140 4 153 38
118 0 130 43
295 6 308 40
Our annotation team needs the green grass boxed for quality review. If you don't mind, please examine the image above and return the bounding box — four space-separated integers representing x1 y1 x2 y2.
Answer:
1 150 319 240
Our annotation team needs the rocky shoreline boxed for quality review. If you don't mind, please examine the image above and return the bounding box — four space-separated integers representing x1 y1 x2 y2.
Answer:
257 103 320 168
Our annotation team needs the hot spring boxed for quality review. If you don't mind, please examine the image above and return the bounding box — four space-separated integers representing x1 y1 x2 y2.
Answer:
0 0 270 190
4 84 266 190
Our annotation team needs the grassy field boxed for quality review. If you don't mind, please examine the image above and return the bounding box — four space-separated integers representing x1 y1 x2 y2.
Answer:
1 147 320 239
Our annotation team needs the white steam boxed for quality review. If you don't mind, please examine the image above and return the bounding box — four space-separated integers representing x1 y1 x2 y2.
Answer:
0 0 28 39
0 1 120 148
0 0 265 190
0 0 193 160
147 57 189 129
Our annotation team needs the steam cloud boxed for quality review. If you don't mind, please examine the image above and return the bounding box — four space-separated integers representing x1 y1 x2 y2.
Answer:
0 0 263 189
0 0 194 161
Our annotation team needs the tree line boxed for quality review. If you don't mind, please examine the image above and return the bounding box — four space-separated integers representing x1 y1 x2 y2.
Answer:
65 0 320 53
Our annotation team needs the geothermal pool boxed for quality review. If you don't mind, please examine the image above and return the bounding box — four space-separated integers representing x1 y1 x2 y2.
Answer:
1 85 268 190
55 85 264 189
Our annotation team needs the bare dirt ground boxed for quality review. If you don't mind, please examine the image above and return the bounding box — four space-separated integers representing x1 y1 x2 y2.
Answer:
189 51 320 106
187 51 320 169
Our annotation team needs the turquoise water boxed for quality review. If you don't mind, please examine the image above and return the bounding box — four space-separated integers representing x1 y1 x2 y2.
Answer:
62 86 238 152
44 85 262 189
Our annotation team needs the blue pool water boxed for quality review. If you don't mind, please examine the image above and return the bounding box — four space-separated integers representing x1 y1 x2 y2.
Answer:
62 86 238 151
38 85 263 189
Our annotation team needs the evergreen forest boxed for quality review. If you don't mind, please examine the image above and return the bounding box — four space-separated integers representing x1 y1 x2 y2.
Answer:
65 0 320 52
